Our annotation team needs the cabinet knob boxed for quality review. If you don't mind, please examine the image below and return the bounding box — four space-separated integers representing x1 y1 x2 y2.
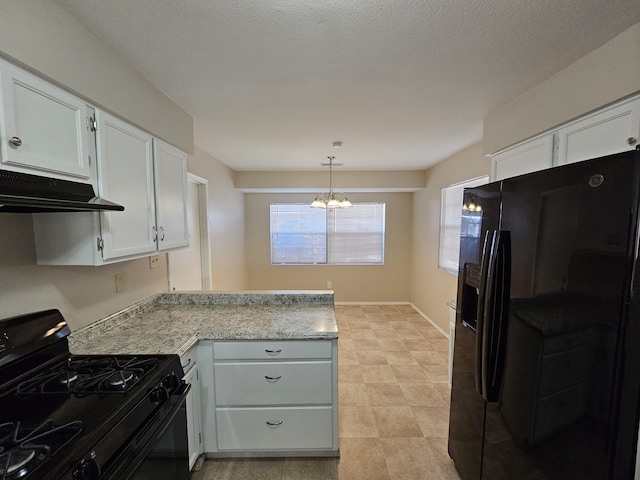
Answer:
264 375 282 381
9 136 22 147
266 420 283 427
160 226 166 241
265 349 282 355
627 137 637 146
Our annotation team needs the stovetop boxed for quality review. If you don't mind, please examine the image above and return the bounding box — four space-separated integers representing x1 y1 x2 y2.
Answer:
0 310 185 480
0 353 180 480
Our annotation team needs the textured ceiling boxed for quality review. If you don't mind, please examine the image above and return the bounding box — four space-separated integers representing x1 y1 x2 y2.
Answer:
55 0 640 171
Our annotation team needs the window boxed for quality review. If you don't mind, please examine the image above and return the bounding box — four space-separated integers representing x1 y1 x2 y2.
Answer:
439 176 488 274
270 203 385 265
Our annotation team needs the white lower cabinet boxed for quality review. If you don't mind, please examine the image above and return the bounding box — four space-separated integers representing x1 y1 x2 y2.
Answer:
200 339 339 457
181 347 203 470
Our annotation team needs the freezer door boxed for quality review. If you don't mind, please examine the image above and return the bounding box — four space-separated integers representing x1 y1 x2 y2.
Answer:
482 150 640 479
448 183 500 480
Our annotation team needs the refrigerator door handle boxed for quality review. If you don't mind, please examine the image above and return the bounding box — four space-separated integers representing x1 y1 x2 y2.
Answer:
475 229 494 396
481 231 511 402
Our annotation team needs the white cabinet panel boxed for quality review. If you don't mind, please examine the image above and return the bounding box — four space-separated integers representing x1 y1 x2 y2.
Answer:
0 60 92 181
183 354 202 470
214 361 333 405
491 134 554 181
216 407 334 451
97 110 156 260
213 340 333 360
153 139 189 251
558 98 640 165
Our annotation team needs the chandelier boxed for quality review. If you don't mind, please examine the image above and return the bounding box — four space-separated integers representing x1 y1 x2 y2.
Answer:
310 156 352 209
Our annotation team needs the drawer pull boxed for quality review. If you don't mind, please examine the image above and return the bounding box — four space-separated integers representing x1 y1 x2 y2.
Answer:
266 420 283 427
264 375 282 381
181 358 192 369
265 349 282 354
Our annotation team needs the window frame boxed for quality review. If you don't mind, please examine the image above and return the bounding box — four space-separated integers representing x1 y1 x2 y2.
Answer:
270 202 386 266
439 175 489 275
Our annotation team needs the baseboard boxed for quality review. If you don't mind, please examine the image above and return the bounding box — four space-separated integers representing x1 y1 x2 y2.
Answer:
334 301 450 339
334 301 411 305
409 302 449 339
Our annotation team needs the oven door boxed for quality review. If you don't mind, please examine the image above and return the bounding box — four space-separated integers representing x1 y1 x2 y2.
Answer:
105 383 191 480
128 387 191 480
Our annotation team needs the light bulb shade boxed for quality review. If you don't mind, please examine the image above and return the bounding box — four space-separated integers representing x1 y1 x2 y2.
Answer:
340 197 352 208
310 195 326 208
326 197 341 209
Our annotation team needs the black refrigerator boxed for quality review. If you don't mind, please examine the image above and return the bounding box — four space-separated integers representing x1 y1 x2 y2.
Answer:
448 148 640 479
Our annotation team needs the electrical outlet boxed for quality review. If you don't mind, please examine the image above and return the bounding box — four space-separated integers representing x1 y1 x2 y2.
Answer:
149 255 160 269
115 273 126 293
327 281 333 289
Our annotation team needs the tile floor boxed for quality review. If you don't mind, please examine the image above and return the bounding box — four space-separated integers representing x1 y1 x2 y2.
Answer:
191 304 460 480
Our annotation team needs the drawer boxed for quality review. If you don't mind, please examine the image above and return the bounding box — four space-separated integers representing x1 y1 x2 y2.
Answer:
180 347 197 375
542 329 592 355
214 361 333 405
538 346 589 396
532 384 587 441
216 406 333 450
213 340 332 360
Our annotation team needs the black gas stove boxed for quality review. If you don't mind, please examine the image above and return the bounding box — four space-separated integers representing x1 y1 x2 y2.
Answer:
0 309 190 480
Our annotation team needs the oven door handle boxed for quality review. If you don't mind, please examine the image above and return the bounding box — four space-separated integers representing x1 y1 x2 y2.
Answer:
101 381 191 480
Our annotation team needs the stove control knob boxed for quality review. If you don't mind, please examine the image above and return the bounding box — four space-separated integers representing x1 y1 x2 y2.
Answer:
162 373 180 392
73 457 100 480
150 385 169 404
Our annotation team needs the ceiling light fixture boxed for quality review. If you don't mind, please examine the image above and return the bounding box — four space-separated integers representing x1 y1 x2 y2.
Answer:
310 156 351 209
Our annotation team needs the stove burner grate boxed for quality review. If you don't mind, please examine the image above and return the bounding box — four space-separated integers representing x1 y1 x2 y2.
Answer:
0 420 83 479
15 356 159 397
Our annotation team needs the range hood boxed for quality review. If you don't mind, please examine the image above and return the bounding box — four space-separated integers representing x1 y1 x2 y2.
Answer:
0 169 124 213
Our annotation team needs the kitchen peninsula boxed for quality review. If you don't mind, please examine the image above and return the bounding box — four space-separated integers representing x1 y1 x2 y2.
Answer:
69 291 339 460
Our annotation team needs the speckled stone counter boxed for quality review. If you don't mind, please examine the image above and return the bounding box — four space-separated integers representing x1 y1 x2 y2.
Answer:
69 291 337 357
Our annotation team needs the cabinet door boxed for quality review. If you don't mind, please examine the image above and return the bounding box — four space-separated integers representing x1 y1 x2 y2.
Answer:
557 97 640 165
491 134 554 181
0 61 92 180
153 139 189 251
96 110 156 260
184 365 203 470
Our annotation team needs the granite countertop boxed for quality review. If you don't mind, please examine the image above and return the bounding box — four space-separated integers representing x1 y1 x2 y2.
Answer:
69 291 338 357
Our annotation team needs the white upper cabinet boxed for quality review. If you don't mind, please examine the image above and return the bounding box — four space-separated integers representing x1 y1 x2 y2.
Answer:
97 110 157 260
490 95 640 180
33 110 189 265
0 60 92 181
153 139 189 251
491 134 555 181
557 97 640 165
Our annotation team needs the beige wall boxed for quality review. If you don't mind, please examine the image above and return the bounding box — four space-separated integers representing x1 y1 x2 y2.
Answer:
187 147 248 290
0 0 193 153
245 192 412 302
0 213 168 330
410 143 490 333
484 22 640 155
236 170 425 192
